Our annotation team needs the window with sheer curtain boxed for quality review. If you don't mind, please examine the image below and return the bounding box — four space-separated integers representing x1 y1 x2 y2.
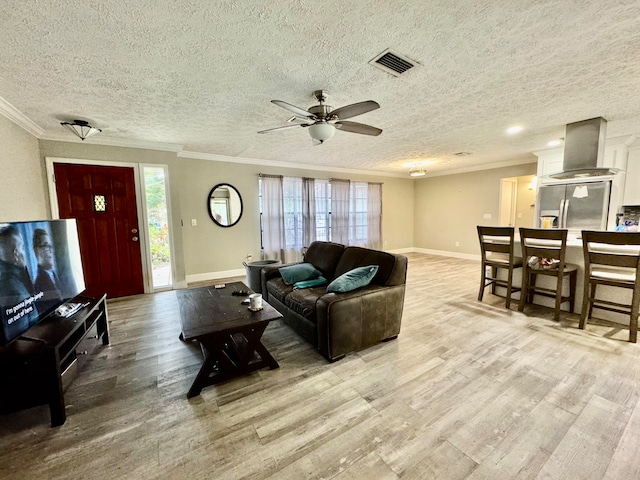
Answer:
260 175 382 263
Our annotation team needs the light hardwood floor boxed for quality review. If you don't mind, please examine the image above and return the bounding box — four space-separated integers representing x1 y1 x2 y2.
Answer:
1 253 639 480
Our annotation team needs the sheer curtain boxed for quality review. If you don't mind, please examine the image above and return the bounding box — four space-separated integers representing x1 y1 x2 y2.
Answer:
367 183 382 249
314 179 331 242
302 177 316 249
260 175 285 260
261 175 382 255
282 177 304 263
330 179 350 245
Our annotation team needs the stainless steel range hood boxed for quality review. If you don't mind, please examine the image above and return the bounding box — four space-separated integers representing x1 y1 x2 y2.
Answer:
549 117 620 180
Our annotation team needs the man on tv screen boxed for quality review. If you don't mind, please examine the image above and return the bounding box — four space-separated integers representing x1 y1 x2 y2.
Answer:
0 225 41 344
33 228 64 315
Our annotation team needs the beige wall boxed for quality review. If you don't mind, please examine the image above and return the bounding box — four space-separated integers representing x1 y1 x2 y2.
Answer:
0 115 48 221
413 163 537 255
37 140 414 284
3 117 541 282
177 159 414 279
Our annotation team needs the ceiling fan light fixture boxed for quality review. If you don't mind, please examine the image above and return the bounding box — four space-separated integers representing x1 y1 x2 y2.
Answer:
409 165 426 177
308 121 335 143
61 119 102 141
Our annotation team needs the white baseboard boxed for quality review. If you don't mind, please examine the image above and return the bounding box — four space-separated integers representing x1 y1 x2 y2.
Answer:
386 247 414 254
185 268 246 284
412 247 480 262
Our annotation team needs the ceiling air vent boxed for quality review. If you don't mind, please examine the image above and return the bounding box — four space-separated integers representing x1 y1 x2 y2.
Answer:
369 49 417 77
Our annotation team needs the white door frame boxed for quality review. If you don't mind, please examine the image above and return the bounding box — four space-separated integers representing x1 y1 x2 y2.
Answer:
499 177 517 226
139 163 176 292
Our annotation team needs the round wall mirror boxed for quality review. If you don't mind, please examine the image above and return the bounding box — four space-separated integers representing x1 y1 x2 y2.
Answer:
208 183 243 227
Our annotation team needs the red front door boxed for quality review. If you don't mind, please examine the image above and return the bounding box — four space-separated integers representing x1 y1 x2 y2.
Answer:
54 163 145 298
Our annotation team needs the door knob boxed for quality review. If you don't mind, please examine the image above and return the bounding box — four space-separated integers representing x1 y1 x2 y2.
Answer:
132 236 139 242
131 228 138 234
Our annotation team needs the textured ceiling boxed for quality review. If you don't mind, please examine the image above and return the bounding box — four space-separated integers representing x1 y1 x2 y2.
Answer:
1 0 640 176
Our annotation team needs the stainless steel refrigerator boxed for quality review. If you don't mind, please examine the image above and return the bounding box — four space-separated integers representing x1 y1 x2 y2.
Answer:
537 180 611 230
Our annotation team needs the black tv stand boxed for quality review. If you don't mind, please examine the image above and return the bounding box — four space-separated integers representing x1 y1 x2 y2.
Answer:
0 294 109 427
18 335 49 344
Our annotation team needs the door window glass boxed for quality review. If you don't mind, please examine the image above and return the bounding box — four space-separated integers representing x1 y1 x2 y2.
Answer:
143 166 172 288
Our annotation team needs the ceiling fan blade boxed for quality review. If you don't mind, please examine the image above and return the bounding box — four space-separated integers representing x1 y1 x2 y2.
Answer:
271 100 315 119
334 121 382 136
258 124 306 134
329 101 380 121
287 115 313 124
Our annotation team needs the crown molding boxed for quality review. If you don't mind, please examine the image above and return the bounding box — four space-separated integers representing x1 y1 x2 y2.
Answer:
424 157 536 178
0 96 45 137
178 150 408 178
39 132 183 152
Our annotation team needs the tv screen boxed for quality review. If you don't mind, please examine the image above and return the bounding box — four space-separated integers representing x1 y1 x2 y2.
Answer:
0 219 85 346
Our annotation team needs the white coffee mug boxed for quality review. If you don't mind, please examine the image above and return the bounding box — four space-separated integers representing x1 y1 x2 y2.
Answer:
249 293 262 309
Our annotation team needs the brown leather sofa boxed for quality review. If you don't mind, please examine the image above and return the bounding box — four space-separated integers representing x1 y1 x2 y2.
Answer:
260 241 408 361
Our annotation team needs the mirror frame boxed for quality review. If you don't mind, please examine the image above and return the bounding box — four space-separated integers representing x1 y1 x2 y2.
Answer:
207 183 243 228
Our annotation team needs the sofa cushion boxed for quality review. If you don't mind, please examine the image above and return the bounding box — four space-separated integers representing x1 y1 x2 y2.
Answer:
294 276 327 289
266 277 294 303
327 265 379 293
284 287 326 322
279 263 322 285
333 247 398 286
303 241 345 280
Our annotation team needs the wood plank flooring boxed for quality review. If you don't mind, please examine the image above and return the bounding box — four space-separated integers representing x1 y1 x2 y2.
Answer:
1 253 639 479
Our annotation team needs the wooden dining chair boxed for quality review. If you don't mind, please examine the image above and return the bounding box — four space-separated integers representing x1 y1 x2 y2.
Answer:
477 226 523 309
518 228 578 321
578 230 640 343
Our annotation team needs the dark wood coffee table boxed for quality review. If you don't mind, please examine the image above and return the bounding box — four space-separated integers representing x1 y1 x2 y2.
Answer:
177 282 282 398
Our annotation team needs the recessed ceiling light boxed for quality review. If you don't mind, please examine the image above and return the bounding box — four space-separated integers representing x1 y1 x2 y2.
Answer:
547 139 562 147
506 126 523 134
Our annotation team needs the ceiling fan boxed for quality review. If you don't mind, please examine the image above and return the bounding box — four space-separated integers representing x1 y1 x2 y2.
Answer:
258 90 382 144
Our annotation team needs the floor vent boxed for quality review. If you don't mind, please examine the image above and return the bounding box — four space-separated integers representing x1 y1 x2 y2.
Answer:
369 49 417 77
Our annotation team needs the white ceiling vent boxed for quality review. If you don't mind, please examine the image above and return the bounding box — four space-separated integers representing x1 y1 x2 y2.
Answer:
369 49 417 77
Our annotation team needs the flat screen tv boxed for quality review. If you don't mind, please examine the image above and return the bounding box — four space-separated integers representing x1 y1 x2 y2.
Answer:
0 219 85 346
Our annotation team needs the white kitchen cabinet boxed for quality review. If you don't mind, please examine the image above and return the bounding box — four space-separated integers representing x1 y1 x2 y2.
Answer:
623 147 640 206
534 148 564 184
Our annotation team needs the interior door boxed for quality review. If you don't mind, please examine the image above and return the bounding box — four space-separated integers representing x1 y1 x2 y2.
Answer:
53 163 144 298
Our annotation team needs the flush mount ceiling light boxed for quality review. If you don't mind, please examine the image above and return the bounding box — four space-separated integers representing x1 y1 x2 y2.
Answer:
60 119 102 141
409 165 426 177
547 139 563 147
506 125 523 135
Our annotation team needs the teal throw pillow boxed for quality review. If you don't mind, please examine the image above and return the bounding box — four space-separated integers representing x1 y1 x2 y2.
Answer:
327 265 379 293
293 276 327 290
279 263 322 285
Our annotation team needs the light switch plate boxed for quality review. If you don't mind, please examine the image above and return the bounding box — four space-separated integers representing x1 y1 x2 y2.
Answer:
483 213 492 219
191 218 197 226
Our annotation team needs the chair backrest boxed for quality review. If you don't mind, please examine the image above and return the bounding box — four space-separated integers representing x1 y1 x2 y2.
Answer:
477 226 516 261
581 230 640 275
519 228 569 271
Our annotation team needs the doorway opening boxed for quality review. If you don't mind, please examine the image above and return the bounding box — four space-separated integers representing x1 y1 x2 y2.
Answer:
143 166 173 289
499 175 537 228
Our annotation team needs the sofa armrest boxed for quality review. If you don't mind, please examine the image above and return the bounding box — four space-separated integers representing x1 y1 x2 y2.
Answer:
315 284 406 361
260 262 299 299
